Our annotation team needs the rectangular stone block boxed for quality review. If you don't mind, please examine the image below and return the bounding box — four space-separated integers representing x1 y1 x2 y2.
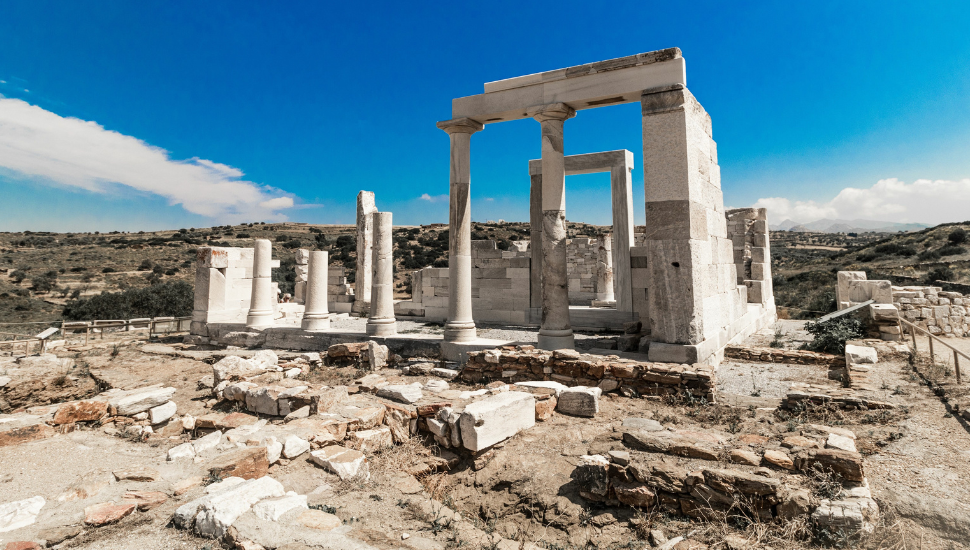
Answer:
458 392 535 451
750 262 768 281
750 247 767 263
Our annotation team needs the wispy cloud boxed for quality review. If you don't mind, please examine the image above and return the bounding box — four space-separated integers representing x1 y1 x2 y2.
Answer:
0 97 295 222
419 193 448 203
753 178 970 225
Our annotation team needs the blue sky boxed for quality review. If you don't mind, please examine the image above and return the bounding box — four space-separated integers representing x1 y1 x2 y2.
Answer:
1 1 969 231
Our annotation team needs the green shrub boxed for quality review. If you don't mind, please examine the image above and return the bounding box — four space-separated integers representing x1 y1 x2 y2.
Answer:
938 245 966 257
30 273 58 293
925 267 955 283
138 259 154 271
918 249 942 262
874 243 916 256
9 269 27 283
62 281 193 320
948 228 967 244
102 267 116 273
804 318 865 355
856 252 877 262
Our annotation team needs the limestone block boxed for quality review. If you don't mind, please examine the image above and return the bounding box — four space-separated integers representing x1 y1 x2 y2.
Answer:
295 249 311 264
198 247 231 269
870 304 899 322
377 384 423 404
252 492 308 522
556 387 601 417
845 345 877 364
194 476 285 538
459 391 536 451
750 262 768 281
212 356 263 386
309 446 369 480
348 426 393 454
149 401 177 425
107 386 177 416
744 280 765 304
245 387 280 416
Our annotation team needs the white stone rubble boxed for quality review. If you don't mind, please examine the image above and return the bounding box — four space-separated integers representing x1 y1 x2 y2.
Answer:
458 391 535 451
0 495 46 533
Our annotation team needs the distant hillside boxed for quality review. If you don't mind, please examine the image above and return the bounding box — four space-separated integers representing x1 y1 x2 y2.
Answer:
771 218 930 234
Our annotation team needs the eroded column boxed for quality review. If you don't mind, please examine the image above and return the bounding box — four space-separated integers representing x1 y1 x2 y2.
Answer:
301 250 331 331
436 118 484 343
246 239 275 328
596 234 615 303
528 103 576 351
351 191 377 316
366 212 397 336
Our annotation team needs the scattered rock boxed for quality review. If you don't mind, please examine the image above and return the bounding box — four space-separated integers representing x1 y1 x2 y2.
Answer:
282 435 310 459
149 401 177 424
194 476 285 538
212 356 264 385
3 542 42 550
298 509 342 531
83 501 136 526
106 385 177 416
762 449 794 470
535 396 557 421
781 435 818 449
348 427 393 454
251 350 279 368
251 493 308 521
309 446 369 480
284 406 311 422
208 447 270 480
730 449 761 466
52 400 108 425
35 525 81 546
0 496 45 533
367 341 389 369
57 470 111 501
377 384 423 404
738 434 768 446
113 466 159 482
172 476 204 496
122 491 168 511
777 487 813 519
608 450 631 465
556 386 601 417
826 433 857 453
622 418 663 432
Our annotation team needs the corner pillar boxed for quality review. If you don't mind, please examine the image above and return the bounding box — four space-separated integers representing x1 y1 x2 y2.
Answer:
610 151 635 311
301 250 331 331
436 117 484 343
528 103 576 351
351 191 377 316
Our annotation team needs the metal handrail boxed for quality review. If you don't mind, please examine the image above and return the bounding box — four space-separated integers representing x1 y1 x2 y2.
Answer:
899 317 964 384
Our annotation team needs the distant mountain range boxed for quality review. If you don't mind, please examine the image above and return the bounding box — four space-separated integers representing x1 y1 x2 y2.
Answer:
770 218 931 234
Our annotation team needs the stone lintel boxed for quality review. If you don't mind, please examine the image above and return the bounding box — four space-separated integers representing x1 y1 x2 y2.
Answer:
436 117 484 134
528 149 634 176
640 84 688 116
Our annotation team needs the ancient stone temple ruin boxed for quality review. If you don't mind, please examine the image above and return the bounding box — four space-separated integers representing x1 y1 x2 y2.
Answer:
189 47 775 366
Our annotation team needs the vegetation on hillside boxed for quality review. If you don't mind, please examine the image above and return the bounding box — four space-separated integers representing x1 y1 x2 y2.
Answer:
62 281 193 321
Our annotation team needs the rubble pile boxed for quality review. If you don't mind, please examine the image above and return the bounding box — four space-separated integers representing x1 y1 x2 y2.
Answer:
724 345 845 367
461 346 716 401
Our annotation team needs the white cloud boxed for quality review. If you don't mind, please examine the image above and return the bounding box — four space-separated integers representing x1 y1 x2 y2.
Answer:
0 98 295 222
753 178 970 225
419 193 448 203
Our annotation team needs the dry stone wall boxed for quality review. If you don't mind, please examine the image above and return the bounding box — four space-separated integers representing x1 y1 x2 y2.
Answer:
462 346 716 401
893 285 970 336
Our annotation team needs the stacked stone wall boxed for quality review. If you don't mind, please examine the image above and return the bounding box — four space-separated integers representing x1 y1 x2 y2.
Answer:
726 208 772 305
724 346 845 367
893 285 970 336
462 346 716 401
566 237 599 303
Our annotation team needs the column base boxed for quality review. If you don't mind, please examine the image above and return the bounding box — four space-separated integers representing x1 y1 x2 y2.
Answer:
444 321 476 343
537 328 574 352
301 314 331 332
366 318 397 336
246 310 275 329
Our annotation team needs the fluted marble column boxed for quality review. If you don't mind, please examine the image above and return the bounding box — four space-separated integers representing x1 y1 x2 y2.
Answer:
527 103 576 351
366 211 397 336
301 250 331 331
436 117 484 343
246 239 275 328
596 234 615 303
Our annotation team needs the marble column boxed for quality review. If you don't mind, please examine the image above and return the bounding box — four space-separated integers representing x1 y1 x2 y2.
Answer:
596 234 615 303
610 152 635 312
527 103 576 351
351 191 377 316
246 239 275 328
301 250 331 331
366 211 397 336
435 117 484 343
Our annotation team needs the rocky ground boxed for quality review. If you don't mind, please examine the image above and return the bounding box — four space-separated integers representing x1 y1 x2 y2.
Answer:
1 322 969 550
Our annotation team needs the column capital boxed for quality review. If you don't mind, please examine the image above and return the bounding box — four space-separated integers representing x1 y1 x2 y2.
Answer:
527 103 576 123
641 84 688 116
436 117 484 135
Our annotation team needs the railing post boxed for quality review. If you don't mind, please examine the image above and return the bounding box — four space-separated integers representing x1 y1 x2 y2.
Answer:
953 349 958 381
910 325 917 353
929 334 935 365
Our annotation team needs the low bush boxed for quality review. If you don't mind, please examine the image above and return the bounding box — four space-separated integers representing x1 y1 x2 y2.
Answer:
938 245 966 257
803 317 865 355
918 249 941 262
925 266 955 283
874 243 916 257
62 280 193 320
948 227 967 244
